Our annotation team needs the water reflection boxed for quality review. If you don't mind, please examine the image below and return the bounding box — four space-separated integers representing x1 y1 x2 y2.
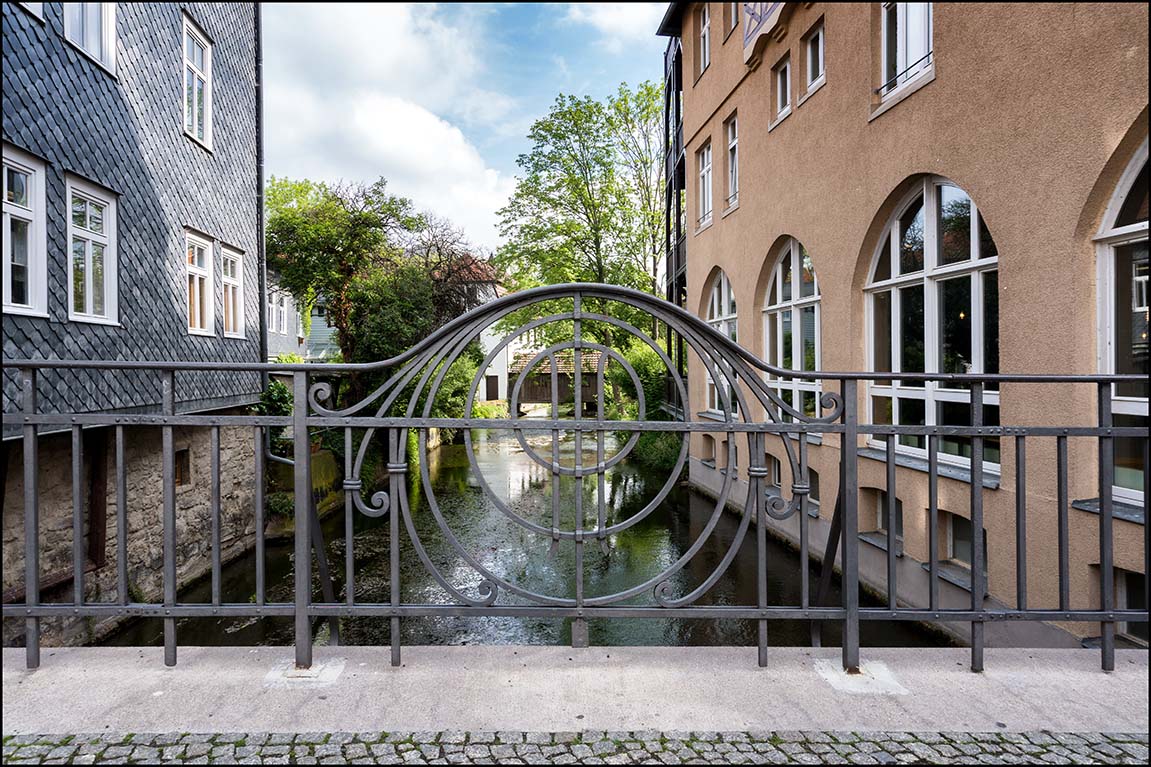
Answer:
104 431 948 649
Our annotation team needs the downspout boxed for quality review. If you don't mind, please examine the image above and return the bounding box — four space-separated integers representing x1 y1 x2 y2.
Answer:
255 1 268 382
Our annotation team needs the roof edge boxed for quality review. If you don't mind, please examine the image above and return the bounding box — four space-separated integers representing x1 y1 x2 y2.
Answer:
656 2 684 37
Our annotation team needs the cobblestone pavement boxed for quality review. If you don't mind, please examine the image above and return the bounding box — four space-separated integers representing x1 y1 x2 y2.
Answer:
2 730 1147 765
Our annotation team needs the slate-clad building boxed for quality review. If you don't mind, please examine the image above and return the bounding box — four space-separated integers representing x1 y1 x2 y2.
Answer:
2 2 265 644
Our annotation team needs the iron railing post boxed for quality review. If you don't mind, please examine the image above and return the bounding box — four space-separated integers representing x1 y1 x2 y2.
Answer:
970 383 986 672
841 378 860 673
161 370 177 666
293 371 313 669
1097 382 1115 672
21 368 40 669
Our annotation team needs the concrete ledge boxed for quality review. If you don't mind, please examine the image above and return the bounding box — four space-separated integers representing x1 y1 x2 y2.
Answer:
3 646 1147 736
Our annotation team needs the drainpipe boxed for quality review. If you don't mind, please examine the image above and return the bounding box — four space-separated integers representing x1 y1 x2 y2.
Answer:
255 1 268 382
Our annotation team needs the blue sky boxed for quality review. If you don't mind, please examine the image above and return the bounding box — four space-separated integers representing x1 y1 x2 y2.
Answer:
263 3 668 251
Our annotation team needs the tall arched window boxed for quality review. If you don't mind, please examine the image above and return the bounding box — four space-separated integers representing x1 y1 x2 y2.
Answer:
705 270 738 413
865 176 1000 466
763 237 821 418
1098 143 1148 505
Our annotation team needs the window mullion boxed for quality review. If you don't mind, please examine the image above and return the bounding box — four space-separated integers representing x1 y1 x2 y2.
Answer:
972 270 985 375
84 237 93 316
2 211 10 305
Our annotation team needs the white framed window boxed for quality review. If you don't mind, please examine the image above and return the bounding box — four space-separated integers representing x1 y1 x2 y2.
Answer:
865 176 1000 469
186 232 213 335
183 15 213 148
763 237 821 420
725 116 738 209
723 2 739 35
222 247 243 338
1096 142 1148 506
774 56 791 119
881 2 933 97
698 4 711 74
63 3 117 73
697 142 713 228
705 270 739 414
944 511 986 570
3 145 47 317
66 175 117 324
278 294 289 334
806 21 825 88
873 490 904 539
267 291 276 332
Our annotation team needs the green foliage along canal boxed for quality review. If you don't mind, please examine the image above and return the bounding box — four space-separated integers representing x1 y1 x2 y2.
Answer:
104 431 949 649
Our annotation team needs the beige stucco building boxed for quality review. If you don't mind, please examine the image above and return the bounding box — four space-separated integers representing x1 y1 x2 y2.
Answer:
658 2 1148 645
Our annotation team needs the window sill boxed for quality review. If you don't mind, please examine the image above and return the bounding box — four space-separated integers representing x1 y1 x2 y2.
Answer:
767 108 791 133
869 67 935 123
17 3 45 21
920 559 987 598
860 530 903 557
224 332 247 341
700 459 717 470
721 201 740 218
65 38 116 78
1071 498 1145 525
797 76 825 107
68 314 120 327
184 130 213 153
3 306 49 319
698 409 736 422
858 446 1000 489
188 328 216 338
694 218 714 235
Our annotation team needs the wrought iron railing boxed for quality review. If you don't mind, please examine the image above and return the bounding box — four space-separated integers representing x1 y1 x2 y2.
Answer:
2 284 1147 673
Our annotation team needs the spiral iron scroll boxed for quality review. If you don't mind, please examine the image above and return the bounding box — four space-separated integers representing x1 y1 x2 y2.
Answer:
310 284 843 609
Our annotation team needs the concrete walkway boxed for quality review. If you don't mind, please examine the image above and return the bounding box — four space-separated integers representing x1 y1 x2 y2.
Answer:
3 646 1147 736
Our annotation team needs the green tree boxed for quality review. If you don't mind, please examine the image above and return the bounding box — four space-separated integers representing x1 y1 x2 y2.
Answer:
265 176 423 370
608 81 666 309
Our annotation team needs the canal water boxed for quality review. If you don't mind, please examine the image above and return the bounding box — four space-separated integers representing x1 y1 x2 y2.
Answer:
104 430 950 649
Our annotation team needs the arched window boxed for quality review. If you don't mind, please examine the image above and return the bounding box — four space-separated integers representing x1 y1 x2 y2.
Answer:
865 176 1000 466
1098 143 1148 505
705 270 738 413
763 237 821 418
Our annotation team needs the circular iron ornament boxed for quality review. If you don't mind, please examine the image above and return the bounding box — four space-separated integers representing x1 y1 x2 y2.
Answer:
312 285 838 608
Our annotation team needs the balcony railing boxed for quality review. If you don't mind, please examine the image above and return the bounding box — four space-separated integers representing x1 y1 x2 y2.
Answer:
2 284 1147 674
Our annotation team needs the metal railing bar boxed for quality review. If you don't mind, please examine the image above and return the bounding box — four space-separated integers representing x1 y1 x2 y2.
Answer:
6 603 1145 623
572 309 588 650
253 426 266 606
388 428 402 667
970 382 986 673
71 425 84 608
1057 436 1070 611
291 371 312 669
756 435 769 667
115 425 128 608
8 413 1145 439
799 438 809 612
22 368 40 669
885 436 897 611
1015 435 1027 611
344 426 354 607
161 369 177 667
841 379 860 673
928 435 939 611
308 498 340 646
210 426 221 608
1097 383 1115 672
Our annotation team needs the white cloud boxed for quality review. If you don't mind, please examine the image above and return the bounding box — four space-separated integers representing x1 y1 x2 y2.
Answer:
262 3 518 250
564 3 667 54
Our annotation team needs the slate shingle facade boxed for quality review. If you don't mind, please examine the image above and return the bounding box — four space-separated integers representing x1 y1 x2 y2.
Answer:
2 2 262 419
